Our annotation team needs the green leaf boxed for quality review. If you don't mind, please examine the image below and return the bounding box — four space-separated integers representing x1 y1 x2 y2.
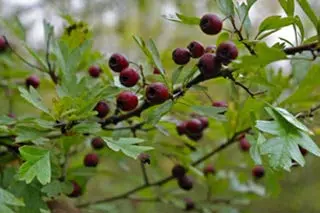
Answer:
162 13 200 25
248 133 265 165
41 180 73 197
143 100 173 125
14 126 49 143
171 66 184 87
18 87 50 115
18 146 51 185
0 187 25 207
296 0 318 30
71 121 102 134
102 137 154 159
146 39 165 74
279 0 295 16
24 45 48 71
257 16 296 39
296 132 320 157
216 0 235 17
191 106 227 121
256 120 280 135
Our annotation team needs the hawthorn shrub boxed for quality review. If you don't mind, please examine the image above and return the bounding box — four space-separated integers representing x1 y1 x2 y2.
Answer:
0 0 320 212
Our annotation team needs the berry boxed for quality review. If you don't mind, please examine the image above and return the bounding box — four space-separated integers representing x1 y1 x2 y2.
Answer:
94 101 110 118
216 41 238 64
25 75 40 89
116 91 139 111
138 153 151 164
205 45 216 53
186 132 203 141
177 175 193 191
184 198 195 211
145 82 170 104
91 137 105 150
0 36 8 52
176 121 187 135
203 165 216 176
200 14 223 35
68 181 82 197
172 48 191 65
84 153 99 167
119 67 140 87
299 146 308 156
239 137 251 151
185 119 203 134
197 117 209 129
252 165 265 179
108 53 129 72
197 53 221 79
172 164 186 178
153 67 161 74
187 41 205 58
88 65 102 78
212 101 228 108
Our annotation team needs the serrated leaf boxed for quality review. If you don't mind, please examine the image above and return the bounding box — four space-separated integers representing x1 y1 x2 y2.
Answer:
255 120 280 135
18 146 51 185
102 137 153 159
19 87 50 115
162 13 200 25
296 132 320 157
257 16 296 39
15 126 49 143
191 106 227 121
248 134 264 165
0 187 24 207
41 180 73 197
216 0 234 17
143 100 173 125
71 122 102 134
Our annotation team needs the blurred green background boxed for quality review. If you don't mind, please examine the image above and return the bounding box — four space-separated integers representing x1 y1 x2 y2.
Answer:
1 0 320 212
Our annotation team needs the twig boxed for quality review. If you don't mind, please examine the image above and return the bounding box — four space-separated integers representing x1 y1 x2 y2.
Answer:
45 31 58 84
140 162 149 185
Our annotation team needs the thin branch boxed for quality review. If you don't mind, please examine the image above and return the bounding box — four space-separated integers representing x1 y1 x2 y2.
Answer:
140 162 149 185
45 31 58 84
283 41 319 55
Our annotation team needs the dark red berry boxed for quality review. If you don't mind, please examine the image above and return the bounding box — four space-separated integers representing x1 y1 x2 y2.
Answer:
205 45 216 53
178 175 193 191
187 41 205 58
94 101 110 118
197 117 209 129
197 53 221 79
119 67 140 87
84 153 99 167
145 82 170 104
172 48 191 65
199 14 223 35
88 65 102 78
138 153 151 164
186 132 203 141
68 180 82 197
203 165 216 176
252 165 265 179
239 137 251 151
153 67 161 74
184 198 195 211
172 164 186 178
216 41 238 65
185 119 203 134
91 137 105 150
299 146 308 156
212 101 228 108
116 91 138 111
176 121 187 135
25 75 40 89
0 36 8 52
108 53 129 72
8 113 15 118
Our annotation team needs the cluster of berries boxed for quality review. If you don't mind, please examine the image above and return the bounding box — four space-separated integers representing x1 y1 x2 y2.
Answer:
176 116 209 141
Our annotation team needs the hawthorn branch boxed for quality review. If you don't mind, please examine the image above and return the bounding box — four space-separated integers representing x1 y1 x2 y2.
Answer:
283 41 319 55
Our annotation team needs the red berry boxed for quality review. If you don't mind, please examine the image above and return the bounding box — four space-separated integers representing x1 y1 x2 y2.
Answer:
212 101 228 108
197 53 221 79
185 119 203 134
108 53 129 72
91 137 105 150
84 153 99 167
184 198 195 211
0 36 8 52
153 67 161 74
205 45 216 53
203 165 216 176
187 41 205 58
88 65 102 78
197 117 209 129
117 91 139 111
176 121 187 135
199 14 223 35
177 175 193 191
94 101 110 118
172 48 191 65
239 137 251 151
119 67 140 87
68 180 82 197
299 146 308 156
25 75 40 89
186 132 203 141
216 41 238 65
145 82 170 104
138 153 151 164
252 165 265 179
172 164 186 178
